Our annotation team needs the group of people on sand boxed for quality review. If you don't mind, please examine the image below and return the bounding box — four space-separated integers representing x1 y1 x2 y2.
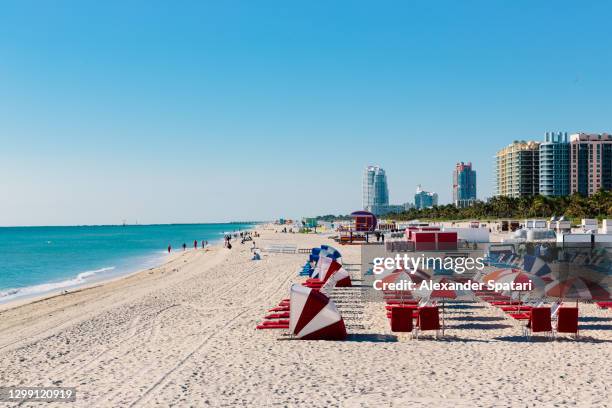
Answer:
166 229 258 253
167 240 209 253
224 231 257 250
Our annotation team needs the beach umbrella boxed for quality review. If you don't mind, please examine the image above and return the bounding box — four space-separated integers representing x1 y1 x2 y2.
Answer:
522 254 552 278
320 268 352 296
414 276 475 335
380 270 416 302
481 268 521 284
318 257 344 282
545 277 610 301
319 245 342 262
289 284 347 340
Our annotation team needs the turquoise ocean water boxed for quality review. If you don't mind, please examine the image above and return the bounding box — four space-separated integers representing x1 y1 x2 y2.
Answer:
0 223 255 303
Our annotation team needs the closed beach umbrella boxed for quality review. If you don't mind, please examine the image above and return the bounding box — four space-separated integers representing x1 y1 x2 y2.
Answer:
318 257 343 282
289 284 347 340
319 245 342 262
320 268 352 295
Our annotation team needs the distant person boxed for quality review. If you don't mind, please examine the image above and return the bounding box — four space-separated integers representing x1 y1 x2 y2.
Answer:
182 243 186 251
227 241 232 250
194 240 198 249
167 244 172 253
201 240 205 249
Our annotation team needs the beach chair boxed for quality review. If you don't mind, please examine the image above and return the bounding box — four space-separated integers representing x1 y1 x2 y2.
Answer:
390 307 413 334
555 307 579 340
415 307 441 339
526 307 552 339
596 301 612 309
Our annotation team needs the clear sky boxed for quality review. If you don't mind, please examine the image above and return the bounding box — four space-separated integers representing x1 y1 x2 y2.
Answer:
2 1 611 226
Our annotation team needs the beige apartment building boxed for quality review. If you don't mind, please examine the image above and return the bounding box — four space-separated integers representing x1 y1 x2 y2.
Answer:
495 141 540 197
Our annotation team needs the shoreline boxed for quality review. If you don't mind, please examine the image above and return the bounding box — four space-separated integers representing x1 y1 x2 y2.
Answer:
0 224 258 310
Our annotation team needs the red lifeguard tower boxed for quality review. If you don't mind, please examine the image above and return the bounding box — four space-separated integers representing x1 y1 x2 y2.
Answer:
350 211 377 232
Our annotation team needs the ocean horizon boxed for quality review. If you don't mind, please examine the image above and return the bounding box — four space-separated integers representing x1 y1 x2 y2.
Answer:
0 222 256 303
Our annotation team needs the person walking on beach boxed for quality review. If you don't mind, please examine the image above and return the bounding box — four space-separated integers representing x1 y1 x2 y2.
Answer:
201 240 205 249
182 243 186 251
167 244 172 253
194 240 198 249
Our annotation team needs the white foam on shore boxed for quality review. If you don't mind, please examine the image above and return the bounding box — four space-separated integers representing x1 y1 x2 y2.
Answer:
0 266 116 302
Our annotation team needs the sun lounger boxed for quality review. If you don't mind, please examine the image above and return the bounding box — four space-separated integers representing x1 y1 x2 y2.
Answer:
491 301 523 306
415 307 441 339
555 307 579 339
390 307 413 333
256 324 289 329
501 306 533 312
508 312 530 320
265 312 290 319
263 244 298 254
596 301 612 309
527 307 553 339
268 307 290 312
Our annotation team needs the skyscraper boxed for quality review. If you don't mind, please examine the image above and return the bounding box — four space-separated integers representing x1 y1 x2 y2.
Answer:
569 133 612 196
495 141 540 197
453 162 477 208
414 185 438 209
362 165 389 215
539 132 570 197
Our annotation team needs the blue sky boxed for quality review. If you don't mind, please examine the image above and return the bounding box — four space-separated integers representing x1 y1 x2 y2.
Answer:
1 1 612 225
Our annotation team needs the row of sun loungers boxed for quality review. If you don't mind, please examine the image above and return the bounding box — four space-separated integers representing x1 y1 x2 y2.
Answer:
476 289 580 339
255 245 349 340
262 244 298 254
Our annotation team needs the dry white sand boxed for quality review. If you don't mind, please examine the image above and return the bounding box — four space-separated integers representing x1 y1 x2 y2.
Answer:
0 225 610 407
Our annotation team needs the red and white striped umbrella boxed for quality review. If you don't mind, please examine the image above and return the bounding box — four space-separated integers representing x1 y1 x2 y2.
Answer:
320 268 352 295
545 277 611 300
312 256 342 281
289 284 347 340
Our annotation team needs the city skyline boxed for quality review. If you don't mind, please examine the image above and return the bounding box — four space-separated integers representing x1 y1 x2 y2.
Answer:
3 1 612 225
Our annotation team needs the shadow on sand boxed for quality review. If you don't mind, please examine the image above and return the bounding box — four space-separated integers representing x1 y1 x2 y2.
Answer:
345 333 398 342
450 323 513 330
447 316 505 322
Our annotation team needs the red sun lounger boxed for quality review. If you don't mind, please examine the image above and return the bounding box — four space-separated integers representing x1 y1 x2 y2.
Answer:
555 307 579 339
491 301 523 306
256 324 289 329
596 302 612 309
391 307 413 333
501 306 532 312
265 312 290 319
415 307 441 339
527 307 552 339
268 307 290 312
508 312 530 320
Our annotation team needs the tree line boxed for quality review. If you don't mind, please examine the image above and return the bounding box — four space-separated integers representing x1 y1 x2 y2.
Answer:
315 190 611 222
387 190 611 221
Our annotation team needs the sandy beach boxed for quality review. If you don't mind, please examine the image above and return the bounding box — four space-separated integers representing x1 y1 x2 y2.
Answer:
0 225 610 407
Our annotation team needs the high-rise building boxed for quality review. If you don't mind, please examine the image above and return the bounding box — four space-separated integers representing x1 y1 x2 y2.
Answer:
495 141 540 198
414 185 438 209
453 162 477 208
569 133 612 196
362 165 389 215
539 132 570 197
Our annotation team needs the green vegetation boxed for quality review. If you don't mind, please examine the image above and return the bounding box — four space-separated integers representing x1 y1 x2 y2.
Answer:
385 190 612 221
314 214 352 222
